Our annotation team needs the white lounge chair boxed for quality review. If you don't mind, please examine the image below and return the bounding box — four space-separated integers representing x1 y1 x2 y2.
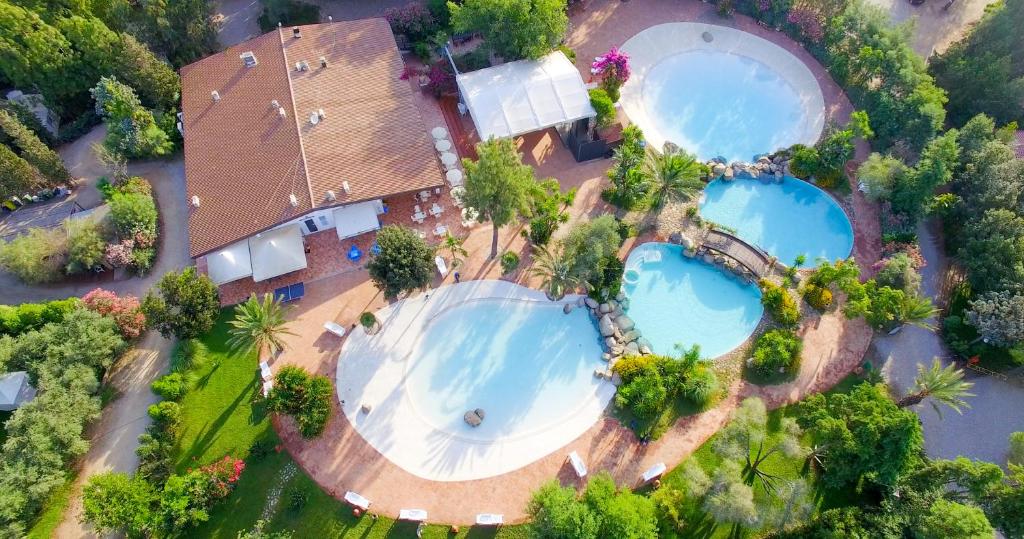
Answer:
259 361 272 381
434 255 448 276
475 513 504 525
323 321 346 337
344 491 370 510
567 451 587 478
641 462 667 483
399 508 428 521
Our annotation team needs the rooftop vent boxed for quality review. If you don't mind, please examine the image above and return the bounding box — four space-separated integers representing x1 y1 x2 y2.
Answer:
325 190 337 202
317 108 326 120
319 56 328 68
294 60 310 72
278 107 287 118
211 90 220 102
309 112 320 125
240 51 258 68
289 194 299 207
292 26 301 38
271 99 280 108
191 195 201 208
342 181 351 194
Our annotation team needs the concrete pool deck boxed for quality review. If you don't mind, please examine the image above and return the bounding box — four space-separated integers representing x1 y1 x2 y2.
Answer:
267 0 882 525
336 280 616 482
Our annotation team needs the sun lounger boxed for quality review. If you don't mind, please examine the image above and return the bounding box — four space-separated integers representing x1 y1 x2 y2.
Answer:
259 361 272 381
641 462 667 483
399 509 428 521
261 380 273 397
323 321 346 337
475 513 504 526
567 451 587 478
344 491 370 510
434 255 448 276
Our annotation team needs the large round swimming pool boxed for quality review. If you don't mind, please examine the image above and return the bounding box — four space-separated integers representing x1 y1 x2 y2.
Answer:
623 243 763 358
620 23 825 162
699 177 854 266
405 298 605 441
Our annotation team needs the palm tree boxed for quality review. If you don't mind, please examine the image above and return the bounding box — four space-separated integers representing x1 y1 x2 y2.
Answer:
227 293 296 358
899 294 940 330
897 358 975 417
642 144 705 208
529 245 589 300
441 232 468 269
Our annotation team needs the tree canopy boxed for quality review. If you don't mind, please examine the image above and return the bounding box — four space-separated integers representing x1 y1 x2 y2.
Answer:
449 0 567 61
462 137 537 259
366 225 436 299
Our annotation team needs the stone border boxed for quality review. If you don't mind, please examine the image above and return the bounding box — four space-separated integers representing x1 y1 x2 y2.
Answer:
619 22 826 157
335 280 616 482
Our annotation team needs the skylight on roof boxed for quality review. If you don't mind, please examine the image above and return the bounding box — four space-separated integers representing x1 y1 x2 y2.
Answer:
240 51 258 68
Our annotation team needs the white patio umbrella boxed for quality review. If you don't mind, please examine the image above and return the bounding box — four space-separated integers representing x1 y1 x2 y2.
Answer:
445 168 463 186
440 152 458 166
431 126 449 139
434 139 452 152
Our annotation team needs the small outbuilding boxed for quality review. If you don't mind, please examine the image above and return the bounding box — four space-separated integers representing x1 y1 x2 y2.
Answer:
0 371 37 412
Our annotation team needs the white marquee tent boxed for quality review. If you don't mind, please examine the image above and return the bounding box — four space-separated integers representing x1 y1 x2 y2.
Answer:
205 239 253 285
456 51 596 141
333 201 381 240
249 224 308 282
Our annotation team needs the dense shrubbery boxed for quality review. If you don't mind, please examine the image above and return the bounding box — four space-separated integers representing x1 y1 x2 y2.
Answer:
0 298 78 336
0 227 68 283
267 366 333 438
613 347 720 427
142 267 221 340
588 88 615 129
801 284 832 311
500 251 520 274
92 77 174 159
760 280 800 327
527 472 657 539
258 0 321 32
366 225 436 298
750 329 802 377
450 0 567 61
82 288 146 339
602 125 649 210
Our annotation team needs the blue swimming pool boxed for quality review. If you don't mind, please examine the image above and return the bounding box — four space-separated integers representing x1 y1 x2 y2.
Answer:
405 299 605 439
699 177 854 266
623 243 763 358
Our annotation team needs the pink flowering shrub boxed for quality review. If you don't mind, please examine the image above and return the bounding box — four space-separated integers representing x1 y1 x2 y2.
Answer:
104 239 135 268
787 5 824 43
384 4 435 40
199 456 246 499
424 61 455 97
591 47 631 102
82 288 146 339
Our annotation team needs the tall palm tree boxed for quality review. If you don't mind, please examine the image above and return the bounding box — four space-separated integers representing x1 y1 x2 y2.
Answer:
441 232 468 269
899 294 940 330
642 144 705 208
529 245 589 300
897 358 975 417
227 293 296 358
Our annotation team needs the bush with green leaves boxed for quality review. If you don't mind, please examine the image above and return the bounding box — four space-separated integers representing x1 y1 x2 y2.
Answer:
0 298 78 336
82 471 158 537
874 252 922 295
143 267 220 340
750 329 802 377
587 255 624 303
759 279 800 327
267 365 333 438
91 76 174 159
150 372 187 401
0 226 68 284
527 471 657 539
500 250 520 274
612 347 719 423
603 125 649 210
66 217 110 274
588 88 615 129
450 0 567 61
801 283 833 311
366 225 435 298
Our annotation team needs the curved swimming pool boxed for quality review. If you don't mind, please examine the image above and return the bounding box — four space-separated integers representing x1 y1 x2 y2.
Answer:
623 243 763 358
405 298 605 441
699 177 854 265
620 23 825 161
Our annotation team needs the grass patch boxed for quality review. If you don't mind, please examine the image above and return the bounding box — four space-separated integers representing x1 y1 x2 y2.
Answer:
25 474 76 539
178 311 529 537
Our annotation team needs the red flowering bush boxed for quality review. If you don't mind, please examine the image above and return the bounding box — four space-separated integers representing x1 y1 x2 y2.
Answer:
198 456 246 499
591 47 631 102
881 241 926 270
424 61 455 97
384 3 436 41
787 5 824 43
82 288 147 339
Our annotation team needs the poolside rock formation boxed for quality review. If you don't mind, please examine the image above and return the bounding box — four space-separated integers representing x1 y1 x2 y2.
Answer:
464 408 485 427
707 157 788 184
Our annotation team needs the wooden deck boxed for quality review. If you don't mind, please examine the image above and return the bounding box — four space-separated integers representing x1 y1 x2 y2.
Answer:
700 229 772 279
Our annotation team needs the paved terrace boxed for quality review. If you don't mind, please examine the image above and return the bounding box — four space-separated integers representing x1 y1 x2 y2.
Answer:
264 0 881 524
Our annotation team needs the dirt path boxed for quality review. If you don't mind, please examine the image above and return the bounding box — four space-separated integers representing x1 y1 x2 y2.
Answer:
865 0 998 59
53 331 172 538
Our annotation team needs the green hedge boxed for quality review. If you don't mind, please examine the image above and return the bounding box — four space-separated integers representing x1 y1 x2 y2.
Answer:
0 298 79 336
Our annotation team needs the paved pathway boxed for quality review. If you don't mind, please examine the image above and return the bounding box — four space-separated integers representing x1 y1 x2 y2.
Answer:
874 219 1024 465
865 0 998 59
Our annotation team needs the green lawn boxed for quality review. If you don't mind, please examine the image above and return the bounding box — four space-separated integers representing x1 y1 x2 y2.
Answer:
25 474 75 539
178 312 528 538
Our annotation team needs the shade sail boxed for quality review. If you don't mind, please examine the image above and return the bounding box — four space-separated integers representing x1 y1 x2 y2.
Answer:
206 239 253 285
333 201 381 240
457 51 596 140
249 224 307 282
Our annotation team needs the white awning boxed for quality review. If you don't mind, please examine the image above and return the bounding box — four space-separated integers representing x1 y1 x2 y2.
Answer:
333 201 380 240
248 224 307 282
206 239 253 285
457 51 596 140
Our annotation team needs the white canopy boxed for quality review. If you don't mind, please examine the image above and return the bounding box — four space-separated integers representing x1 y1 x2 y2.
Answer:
249 224 307 282
206 239 253 285
333 201 380 240
457 51 596 140
0 371 36 411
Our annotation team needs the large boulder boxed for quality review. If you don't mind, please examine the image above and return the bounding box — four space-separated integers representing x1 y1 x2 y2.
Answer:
584 297 598 309
615 315 636 332
599 303 612 314
604 337 617 349
624 341 640 356
599 314 615 337
683 248 697 258
712 163 727 178
464 409 484 427
563 303 573 314
622 329 642 343
723 166 735 181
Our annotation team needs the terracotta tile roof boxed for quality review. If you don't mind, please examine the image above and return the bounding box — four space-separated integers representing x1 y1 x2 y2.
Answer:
180 20 443 257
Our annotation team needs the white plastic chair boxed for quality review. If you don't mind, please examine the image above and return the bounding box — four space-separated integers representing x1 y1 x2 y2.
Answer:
568 451 587 478
323 321 346 337
344 491 370 510
476 513 504 525
399 508 428 521
641 462 667 483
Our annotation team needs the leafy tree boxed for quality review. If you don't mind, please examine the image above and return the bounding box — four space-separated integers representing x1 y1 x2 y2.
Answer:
714 398 809 495
642 143 704 208
0 226 67 284
798 382 923 489
915 499 994 539
526 178 574 246
82 472 158 537
874 253 922 295
462 137 536 258
0 142 39 201
856 152 909 202
530 244 587 300
0 109 70 185
845 280 938 331
227 293 296 358
526 481 599 539
109 191 157 239
116 33 181 110
366 225 435 298
605 125 648 209
440 232 468 268
0 3 76 115
750 329 803 377
66 217 109 274
614 364 668 418
891 130 960 219
897 358 974 417
449 0 568 61
967 290 1024 347
91 76 173 159
583 472 658 539
560 215 621 284
142 267 220 340
703 460 760 530
958 209 1024 293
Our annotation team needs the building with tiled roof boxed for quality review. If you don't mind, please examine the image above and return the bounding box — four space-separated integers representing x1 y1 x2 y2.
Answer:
180 19 443 285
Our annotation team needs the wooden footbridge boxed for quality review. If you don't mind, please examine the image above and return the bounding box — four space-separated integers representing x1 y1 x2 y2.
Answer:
698 229 773 279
